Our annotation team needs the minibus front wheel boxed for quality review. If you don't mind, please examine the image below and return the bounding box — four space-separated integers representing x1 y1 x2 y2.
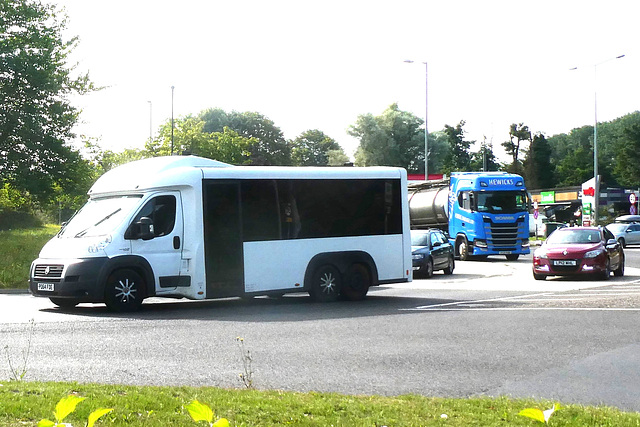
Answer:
104 268 145 312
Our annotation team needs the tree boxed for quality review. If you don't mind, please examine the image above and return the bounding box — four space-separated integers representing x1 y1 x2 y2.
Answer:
441 121 472 174
470 137 500 172
290 129 347 166
523 133 554 189
349 103 424 172
147 116 209 157
551 126 595 186
612 112 640 188
0 0 96 203
502 123 531 175
84 138 149 175
147 116 257 165
200 108 291 165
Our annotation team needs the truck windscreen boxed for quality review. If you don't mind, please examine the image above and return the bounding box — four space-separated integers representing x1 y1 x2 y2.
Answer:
475 191 527 214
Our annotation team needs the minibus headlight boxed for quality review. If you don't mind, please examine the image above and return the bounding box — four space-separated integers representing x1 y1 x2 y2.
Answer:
88 234 112 254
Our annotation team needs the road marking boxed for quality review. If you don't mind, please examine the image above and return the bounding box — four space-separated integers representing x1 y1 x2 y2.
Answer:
407 306 640 312
403 292 553 311
402 285 640 311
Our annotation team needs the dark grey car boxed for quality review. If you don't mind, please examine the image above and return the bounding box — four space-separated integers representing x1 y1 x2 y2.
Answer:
411 229 455 278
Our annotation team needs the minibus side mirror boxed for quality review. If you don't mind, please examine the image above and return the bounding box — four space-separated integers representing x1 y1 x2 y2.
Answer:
125 217 155 240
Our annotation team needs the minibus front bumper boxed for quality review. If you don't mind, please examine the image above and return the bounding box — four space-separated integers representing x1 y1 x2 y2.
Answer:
29 257 109 302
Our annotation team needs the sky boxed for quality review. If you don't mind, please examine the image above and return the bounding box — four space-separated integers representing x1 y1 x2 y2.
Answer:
53 0 640 163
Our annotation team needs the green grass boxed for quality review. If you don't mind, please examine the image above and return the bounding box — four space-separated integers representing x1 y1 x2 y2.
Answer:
0 225 59 289
1 381 640 426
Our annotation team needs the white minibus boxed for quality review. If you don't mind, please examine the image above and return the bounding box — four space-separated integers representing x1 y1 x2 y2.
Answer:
30 156 412 311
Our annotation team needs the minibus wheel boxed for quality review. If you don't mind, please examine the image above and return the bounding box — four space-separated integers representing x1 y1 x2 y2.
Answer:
49 297 79 309
104 268 145 312
309 265 341 302
341 263 371 301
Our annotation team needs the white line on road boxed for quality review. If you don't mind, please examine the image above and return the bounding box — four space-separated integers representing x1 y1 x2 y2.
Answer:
402 292 553 311
406 306 640 312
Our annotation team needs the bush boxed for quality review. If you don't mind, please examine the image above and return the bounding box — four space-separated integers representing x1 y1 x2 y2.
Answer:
0 211 42 231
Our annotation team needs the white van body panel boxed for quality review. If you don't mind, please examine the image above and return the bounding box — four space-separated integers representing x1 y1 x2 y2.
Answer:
243 234 405 293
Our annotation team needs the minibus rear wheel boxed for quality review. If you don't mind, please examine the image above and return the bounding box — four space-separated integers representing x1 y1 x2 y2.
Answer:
104 268 145 312
341 263 370 301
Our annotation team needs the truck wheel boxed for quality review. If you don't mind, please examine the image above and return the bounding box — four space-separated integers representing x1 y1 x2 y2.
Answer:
341 263 371 301
309 265 341 302
49 297 79 309
506 254 520 261
104 269 145 312
458 238 470 261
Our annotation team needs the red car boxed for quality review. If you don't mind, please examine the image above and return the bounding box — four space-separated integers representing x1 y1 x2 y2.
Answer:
532 226 624 280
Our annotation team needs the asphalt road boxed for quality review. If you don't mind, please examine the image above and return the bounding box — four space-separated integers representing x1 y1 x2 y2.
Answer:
1 247 640 411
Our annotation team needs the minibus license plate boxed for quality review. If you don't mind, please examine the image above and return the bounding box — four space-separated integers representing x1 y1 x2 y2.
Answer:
37 283 54 292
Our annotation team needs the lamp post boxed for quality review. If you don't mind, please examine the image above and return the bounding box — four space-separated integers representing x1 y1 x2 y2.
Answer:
171 85 175 155
404 60 428 180
570 54 625 225
147 101 152 144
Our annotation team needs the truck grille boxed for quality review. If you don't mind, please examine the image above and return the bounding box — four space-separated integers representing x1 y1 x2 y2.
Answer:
34 264 64 278
483 217 524 248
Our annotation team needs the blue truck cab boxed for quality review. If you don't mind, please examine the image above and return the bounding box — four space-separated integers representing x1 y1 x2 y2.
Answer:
448 172 530 260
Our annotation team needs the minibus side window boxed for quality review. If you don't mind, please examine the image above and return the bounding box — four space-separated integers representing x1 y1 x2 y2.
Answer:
130 195 176 238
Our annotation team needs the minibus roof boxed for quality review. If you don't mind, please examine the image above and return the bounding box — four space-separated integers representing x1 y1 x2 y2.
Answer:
89 156 231 195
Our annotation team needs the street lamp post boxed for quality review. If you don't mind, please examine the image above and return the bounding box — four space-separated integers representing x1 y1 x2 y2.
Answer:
404 60 428 180
147 101 152 144
171 85 175 156
570 54 624 225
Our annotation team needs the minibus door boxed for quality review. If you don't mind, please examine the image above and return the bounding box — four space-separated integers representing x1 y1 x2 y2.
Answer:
128 192 186 290
203 182 244 297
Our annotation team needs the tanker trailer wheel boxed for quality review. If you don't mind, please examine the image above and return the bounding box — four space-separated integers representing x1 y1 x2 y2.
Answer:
457 237 470 261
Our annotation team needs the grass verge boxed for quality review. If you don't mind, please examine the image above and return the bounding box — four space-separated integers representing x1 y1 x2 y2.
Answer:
0 225 59 289
1 381 640 426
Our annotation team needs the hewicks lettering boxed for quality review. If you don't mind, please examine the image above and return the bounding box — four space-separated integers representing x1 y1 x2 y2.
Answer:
488 179 514 186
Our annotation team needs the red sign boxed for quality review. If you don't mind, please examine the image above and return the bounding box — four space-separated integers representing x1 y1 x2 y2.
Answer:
583 187 595 197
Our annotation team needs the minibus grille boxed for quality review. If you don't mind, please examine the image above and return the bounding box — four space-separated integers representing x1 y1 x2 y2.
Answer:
34 264 64 278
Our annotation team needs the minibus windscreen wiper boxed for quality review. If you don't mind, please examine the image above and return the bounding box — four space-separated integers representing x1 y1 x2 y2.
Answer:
74 208 122 238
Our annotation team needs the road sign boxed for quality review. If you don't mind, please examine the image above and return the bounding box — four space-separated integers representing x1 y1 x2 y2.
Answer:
630 193 637 205
533 210 539 219
632 205 637 215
